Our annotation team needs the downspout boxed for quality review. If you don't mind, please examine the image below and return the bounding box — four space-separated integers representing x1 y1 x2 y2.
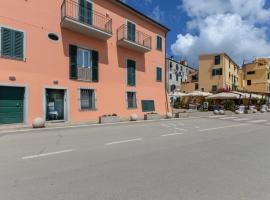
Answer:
164 32 170 113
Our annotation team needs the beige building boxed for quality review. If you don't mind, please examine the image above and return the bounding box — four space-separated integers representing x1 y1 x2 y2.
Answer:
198 53 241 92
181 71 199 93
241 58 270 93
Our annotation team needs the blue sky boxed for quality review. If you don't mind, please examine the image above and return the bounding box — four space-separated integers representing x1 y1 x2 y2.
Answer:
123 0 270 67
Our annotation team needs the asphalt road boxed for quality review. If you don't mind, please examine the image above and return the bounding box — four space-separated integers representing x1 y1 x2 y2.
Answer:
1 114 270 200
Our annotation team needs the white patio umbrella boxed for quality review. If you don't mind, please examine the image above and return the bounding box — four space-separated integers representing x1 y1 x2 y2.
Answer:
206 92 240 100
186 91 212 97
169 91 188 97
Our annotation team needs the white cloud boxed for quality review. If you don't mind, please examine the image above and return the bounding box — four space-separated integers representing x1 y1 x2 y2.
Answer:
149 5 165 22
172 0 270 65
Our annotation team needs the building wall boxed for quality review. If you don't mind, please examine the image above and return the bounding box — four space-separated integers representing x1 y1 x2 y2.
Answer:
199 54 239 92
242 58 270 93
0 0 169 124
166 58 195 93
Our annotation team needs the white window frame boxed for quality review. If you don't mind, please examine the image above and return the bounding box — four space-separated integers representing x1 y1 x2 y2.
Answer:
126 91 137 109
77 47 92 68
78 88 96 111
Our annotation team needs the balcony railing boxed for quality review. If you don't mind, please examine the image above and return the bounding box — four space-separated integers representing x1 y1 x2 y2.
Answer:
117 24 152 52
61 0 112 38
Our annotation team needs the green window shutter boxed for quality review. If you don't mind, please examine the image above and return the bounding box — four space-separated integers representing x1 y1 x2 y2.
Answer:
215 55 221 65
1 28 13 57
127 59 136 86
92 50 99 82
14 30 24 59
156 67 162 81
79 0 85 22
69 45 78 80
157 36 162 50
1 28 24 59
127 22 136 42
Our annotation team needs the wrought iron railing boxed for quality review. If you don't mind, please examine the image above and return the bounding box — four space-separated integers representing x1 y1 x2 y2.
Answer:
117 24 152 49
61 0 112 34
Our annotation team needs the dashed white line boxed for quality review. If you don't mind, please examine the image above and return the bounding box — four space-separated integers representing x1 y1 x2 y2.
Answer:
219 117 239 120
233 118 250 121
249 120 268 123
200 124 248 132
161 133 184 137
174 127 188 132
22 149 74 160
105 138 143 146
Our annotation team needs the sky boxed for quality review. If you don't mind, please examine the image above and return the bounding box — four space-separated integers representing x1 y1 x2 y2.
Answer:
122 0 270 67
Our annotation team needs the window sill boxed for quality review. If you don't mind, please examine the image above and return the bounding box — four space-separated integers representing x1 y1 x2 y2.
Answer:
156 48 163 52
0 55 26 62
127 107 137 110
79 108 97 112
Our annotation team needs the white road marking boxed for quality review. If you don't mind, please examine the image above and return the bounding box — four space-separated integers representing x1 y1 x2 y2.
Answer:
174 127 188 132
209 115 223 118
161 133 184 137
249 120 268 123
233 118 250 121
219 117 239 120
105 138 143 146
22 149 74 160
160 124 171 128
200 124 248 132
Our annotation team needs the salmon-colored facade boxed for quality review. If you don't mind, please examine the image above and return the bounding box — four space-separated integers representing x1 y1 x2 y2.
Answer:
0 0 170 125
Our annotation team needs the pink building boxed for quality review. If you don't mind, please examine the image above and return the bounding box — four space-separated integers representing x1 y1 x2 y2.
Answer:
0 0 170 125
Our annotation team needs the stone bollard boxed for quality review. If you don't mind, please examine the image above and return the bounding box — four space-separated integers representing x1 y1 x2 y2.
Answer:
32 117 45 128
166 112 173 119
130 113 138 121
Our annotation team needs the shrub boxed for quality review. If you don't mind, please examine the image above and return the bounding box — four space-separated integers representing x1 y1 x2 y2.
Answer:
224 100 235 111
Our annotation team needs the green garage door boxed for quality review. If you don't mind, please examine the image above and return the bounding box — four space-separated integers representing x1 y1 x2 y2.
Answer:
0 86 25 124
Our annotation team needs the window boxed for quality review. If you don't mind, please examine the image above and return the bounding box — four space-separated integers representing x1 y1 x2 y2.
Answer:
1 27 24 60
212 85 218 92
127 92 137 109
268 73 270 80
214 55 221 65
156 35 162 51
77 48 91 68
169 73 172 80
48 33 59 41
212 68 223 76
170 62 173 70
247 80 252 86
229 72 231 79
127 21 136 42
79 0 93 25
156 67 162 81
127 59 136 86
247 71 255 75
141 100 155 112
195 83 199 90
80 89 96 110
171 85 176 92
176 64 179 70
69 45 99 81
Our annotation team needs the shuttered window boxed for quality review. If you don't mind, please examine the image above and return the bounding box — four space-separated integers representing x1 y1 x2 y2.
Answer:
156 35 162 51
212 68 223 76
127 21 136 42
69 45 99 82
80 89 96 110
156 67 162 81
1 27 24 60
127 59 136 86
214 55 221 65
141 100 155 112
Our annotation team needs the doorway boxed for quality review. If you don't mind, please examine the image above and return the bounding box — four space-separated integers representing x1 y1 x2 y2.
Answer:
46 89 66 121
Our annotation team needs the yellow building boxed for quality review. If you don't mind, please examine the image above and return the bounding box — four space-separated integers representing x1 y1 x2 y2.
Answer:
198 53 241 92
241 58 270 93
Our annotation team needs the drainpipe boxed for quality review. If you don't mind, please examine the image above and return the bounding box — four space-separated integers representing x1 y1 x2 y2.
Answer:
164 32 170 114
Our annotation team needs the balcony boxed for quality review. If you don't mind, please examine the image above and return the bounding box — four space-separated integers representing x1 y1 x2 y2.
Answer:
61 0 112 40
117 25 152 53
